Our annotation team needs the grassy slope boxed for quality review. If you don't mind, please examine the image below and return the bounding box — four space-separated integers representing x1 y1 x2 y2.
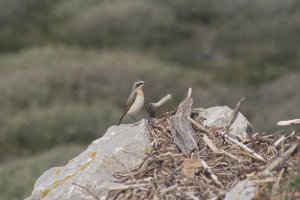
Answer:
0 46 214 161
1 0 300 84
1 46 299 162
0 144 84 200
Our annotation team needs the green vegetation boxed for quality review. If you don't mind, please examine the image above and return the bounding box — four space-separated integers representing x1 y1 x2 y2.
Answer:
291 176 300 190
1 0 300 83
0 145 84 200
0 46 212 161
0 0 299 199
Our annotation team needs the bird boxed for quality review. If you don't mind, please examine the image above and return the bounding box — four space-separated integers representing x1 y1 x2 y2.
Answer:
118 80 145 125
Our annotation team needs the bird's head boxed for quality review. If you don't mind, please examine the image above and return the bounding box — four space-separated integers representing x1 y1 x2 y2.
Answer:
133 80 144 90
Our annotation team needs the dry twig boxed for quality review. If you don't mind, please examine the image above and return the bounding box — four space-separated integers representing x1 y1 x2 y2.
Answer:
203 135 219 154
198 156 223 188
218 130 267 163
148 94 172 118
226 97 247 132
273 136 285 148
272 168 284 194
108 183 149 191
277 119 300 126
260 143 298 176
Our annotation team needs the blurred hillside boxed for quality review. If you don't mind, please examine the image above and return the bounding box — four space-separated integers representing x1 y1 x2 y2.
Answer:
0 0 300 200
1 0 300 83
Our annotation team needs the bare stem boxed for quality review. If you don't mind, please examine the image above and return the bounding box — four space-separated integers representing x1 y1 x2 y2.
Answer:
226 97 247 131
277 119 300 126
148 94 172 118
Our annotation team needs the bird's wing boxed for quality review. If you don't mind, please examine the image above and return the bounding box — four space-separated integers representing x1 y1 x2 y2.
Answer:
118 91 137 125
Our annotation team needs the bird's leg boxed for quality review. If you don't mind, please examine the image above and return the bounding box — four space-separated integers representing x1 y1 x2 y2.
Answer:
131 115 140 126
131 115 137 122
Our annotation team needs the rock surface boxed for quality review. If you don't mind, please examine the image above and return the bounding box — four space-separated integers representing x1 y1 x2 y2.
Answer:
25 120 149 200
224 179 256 200
26 106 253 200
199 106 253 139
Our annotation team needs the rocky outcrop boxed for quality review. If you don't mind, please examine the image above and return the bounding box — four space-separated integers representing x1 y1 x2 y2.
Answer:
26 106 253 200
199 106 252 140
25 120 149 200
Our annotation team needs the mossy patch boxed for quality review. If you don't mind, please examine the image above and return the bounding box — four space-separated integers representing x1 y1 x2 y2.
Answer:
290 176 300 190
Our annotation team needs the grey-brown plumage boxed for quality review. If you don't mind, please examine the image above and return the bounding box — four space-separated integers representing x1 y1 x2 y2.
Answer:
118 80 145 125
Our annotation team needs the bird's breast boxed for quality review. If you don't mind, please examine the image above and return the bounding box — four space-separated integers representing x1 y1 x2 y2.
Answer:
127 91 144 115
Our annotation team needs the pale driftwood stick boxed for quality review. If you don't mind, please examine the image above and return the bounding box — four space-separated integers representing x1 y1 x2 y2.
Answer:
220 150 244 163
148 94 172 118
198 157 223 188
187 87 192 98
252 132 260 138
253 178 275 183
72 182 100 200
203 135 219 154
272 168 284 194
170 88 197 156
186 193 199 200
188 117 211 134
189 116 266 162
226 97 247 131
160 184 178 195
240 151 266 163
260 143 298 176
108 183 149 191
190 114 265 164
277 119 300 126
287 130 296 138
217 130 267 163
273 136 285 147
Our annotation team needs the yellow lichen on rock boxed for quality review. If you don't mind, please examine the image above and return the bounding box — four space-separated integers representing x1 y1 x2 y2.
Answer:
55 169 61 176
79 160 92 172
52 180 62 188
79 151 97 171
144 146 151 154
64 172 76 181
40 188 51 198
89 151 97 159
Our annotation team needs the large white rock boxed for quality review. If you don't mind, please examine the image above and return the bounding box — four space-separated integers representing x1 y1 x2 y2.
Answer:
199 106 253 140
25 120 149 200
25 106 252 200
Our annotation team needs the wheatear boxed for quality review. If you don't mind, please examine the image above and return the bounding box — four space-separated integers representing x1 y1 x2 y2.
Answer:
118 80 145 125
